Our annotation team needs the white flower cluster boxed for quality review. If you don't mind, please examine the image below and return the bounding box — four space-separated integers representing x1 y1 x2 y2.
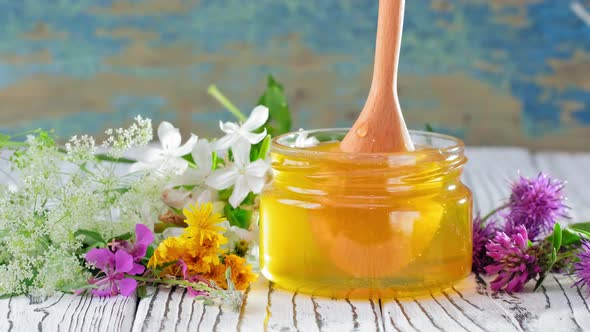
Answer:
140 106 272 254
136 105 271 209
65 134 96 162
0 109 273 299
0 117 167 299
102 115 153 158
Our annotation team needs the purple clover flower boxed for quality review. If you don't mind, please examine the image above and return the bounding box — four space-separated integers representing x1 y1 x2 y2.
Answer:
485 225 541 292
85 249 141 297
574 241 590 293
472 214 497 273
505 173 568 241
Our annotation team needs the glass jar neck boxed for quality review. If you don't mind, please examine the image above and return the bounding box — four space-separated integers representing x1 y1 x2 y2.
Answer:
271 148 466 195
269 129 467 196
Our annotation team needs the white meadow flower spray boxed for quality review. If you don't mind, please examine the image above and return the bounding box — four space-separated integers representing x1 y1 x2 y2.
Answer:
0 117 169 299
0 76 291 310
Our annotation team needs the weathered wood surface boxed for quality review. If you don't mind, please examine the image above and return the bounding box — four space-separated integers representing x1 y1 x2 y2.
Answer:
0 293 136 332
2 147 590 332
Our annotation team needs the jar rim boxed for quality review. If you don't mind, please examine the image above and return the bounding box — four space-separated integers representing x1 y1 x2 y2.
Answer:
272 128 465 159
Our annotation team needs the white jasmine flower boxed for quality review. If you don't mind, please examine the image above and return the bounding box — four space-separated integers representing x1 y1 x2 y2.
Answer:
168 139 214 187
161 188 193 209
293 129 320 148
133 121 197 174
161 186 223 212
221 222 251 248
192 139 213 177
215 105 269 150
221 214 259 253
194 187 225 213
206 142 269 208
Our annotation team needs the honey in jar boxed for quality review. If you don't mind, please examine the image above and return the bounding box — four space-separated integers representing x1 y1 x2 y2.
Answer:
259 129 472 298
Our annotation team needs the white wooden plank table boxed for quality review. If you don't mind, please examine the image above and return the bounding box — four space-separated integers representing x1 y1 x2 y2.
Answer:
2 147 590 332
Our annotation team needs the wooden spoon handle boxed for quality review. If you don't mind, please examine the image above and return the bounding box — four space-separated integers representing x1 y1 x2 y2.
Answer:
371 0 405 94
339 0 413 153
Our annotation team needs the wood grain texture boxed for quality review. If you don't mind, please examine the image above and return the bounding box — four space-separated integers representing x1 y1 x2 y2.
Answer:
133 278 385 332
0 293 136 332
2 147 590 332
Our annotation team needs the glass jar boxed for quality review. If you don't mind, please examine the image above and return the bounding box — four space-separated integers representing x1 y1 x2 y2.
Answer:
259 129 472 298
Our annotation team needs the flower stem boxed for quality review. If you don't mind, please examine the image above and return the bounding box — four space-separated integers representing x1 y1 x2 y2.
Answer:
482 203 509 222
94 154 137 164
0 141 28 148
207 85 247 122
56 147 137 164
128 275 203 288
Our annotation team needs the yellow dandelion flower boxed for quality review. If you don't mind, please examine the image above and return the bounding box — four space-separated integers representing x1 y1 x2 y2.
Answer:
183 202 226 244
149 202 234 280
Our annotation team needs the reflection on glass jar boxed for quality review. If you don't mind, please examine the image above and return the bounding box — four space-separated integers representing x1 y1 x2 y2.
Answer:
260 129 472 298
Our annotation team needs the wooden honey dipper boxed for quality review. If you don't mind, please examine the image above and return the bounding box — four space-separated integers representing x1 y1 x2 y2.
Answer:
340 0 414 153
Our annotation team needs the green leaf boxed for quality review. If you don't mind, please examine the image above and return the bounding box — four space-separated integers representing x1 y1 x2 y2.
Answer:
242 192 256 206
182 153 196 165
552 223 562 251
203 299 215 306
569 222 590 235
145 246 154 260
561 228 584 246
425 123 434 132
212 151 222 170
137 285 148 299
218 188 233 201
256 135 272 160
75 229 106 246
108 232 132 242
82 242 104 253
224 205 252 229
534 247 558 292
250 135 272 161
257 75 291 136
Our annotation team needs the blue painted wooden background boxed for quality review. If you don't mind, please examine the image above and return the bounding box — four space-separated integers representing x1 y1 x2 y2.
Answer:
0 0 589 149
